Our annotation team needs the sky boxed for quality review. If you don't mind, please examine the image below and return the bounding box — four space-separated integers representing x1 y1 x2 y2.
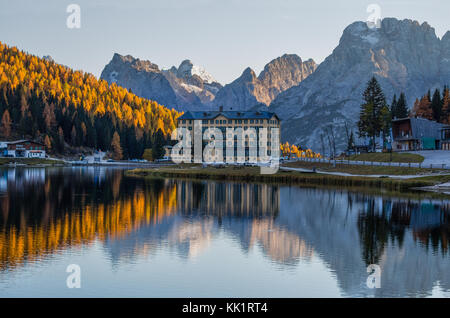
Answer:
0 0 449 84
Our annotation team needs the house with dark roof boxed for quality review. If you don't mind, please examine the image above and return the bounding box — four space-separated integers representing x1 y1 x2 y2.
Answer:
176 108 281 162
392 117 450 151
442 126 450 150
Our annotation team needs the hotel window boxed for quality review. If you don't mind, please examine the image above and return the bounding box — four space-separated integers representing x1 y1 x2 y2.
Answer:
244 120 248 124
210 120 214 124
250 120 254 124
228 120 232 124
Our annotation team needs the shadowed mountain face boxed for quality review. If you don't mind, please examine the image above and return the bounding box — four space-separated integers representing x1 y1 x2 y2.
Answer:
270 18 450 152
212 54 317 111
100 53 178 108
100 53 316 112
100 54 222 111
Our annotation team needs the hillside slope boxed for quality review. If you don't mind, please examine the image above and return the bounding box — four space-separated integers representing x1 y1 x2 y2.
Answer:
0 42 180 158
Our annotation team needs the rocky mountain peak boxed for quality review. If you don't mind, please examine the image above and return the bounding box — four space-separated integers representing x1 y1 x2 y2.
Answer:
442 31 450 48
171 59 218 85
100 54 224 111
212 55 316 110
241 67 258 80
111 53 160 73
270 17 450 154
101 53 177 108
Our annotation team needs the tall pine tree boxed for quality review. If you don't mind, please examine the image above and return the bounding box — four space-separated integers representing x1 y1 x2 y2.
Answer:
152 129 165 160
431 88 442 122
358 77 388 151
390 94 397 119
392 92 408 119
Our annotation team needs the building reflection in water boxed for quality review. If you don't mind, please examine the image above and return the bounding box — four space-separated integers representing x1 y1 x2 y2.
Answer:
0 167 288 271
0 167 450 297
177 181 279 217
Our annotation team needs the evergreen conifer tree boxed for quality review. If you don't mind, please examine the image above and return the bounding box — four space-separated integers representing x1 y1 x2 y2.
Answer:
152 129 165 160
358 77 388 151
431 88 442 122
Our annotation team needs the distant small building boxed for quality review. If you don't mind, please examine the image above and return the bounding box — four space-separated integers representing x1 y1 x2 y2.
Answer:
348 136 372 155
6 140 46 158
442 127 450 150
392 117 449 151
354 144 370 154
93 151 102 162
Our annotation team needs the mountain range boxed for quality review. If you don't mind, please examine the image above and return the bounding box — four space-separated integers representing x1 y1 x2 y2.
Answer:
100 53 316 112
100 18 450 153
211 54 316 111
269 18 450 152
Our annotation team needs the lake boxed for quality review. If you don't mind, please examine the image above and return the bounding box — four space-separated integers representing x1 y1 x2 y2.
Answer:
0 166 449 297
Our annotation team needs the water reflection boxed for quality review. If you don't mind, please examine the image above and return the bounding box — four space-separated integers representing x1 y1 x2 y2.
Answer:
0 167 449 297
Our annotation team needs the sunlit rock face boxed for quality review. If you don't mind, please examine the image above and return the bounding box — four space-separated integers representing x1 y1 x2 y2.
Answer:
270 18 450 152
248 219 314 265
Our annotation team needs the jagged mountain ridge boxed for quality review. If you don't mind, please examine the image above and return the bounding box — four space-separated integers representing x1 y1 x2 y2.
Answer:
101 54 222 111
269 18 450 153
100 53 317 112
212 54 317 110
101 53 179 108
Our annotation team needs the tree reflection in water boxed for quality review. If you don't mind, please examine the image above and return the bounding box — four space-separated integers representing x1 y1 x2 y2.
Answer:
357 195 450 265
1 167 450 297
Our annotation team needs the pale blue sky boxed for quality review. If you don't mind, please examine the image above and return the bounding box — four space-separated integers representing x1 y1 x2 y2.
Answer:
0 0 449 84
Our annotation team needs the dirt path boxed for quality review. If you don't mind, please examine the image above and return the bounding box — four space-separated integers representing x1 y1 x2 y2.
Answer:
280 166 450 180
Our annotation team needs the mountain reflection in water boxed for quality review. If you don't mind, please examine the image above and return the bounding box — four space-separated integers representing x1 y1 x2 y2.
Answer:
0 167 449 297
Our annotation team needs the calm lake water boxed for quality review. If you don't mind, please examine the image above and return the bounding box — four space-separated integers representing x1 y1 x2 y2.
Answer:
0 166 449 298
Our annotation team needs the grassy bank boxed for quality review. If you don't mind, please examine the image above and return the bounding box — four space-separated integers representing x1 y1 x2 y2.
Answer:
345 152 424 163
125 165 450 192
283 161 441 175
0 158 65 166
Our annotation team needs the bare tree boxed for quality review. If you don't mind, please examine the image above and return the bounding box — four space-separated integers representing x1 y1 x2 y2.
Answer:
324 125 337 159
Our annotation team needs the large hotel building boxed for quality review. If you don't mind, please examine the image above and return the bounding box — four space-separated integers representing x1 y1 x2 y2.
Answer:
175 109 281 163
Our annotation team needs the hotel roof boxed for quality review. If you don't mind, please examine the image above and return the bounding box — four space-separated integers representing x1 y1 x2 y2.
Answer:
178 111 279 121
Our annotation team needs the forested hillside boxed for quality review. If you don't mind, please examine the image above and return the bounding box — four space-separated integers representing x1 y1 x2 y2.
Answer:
0 41 180 158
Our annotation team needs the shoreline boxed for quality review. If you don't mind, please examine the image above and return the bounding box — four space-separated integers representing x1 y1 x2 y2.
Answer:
0 157 176 168
124 165 450 194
